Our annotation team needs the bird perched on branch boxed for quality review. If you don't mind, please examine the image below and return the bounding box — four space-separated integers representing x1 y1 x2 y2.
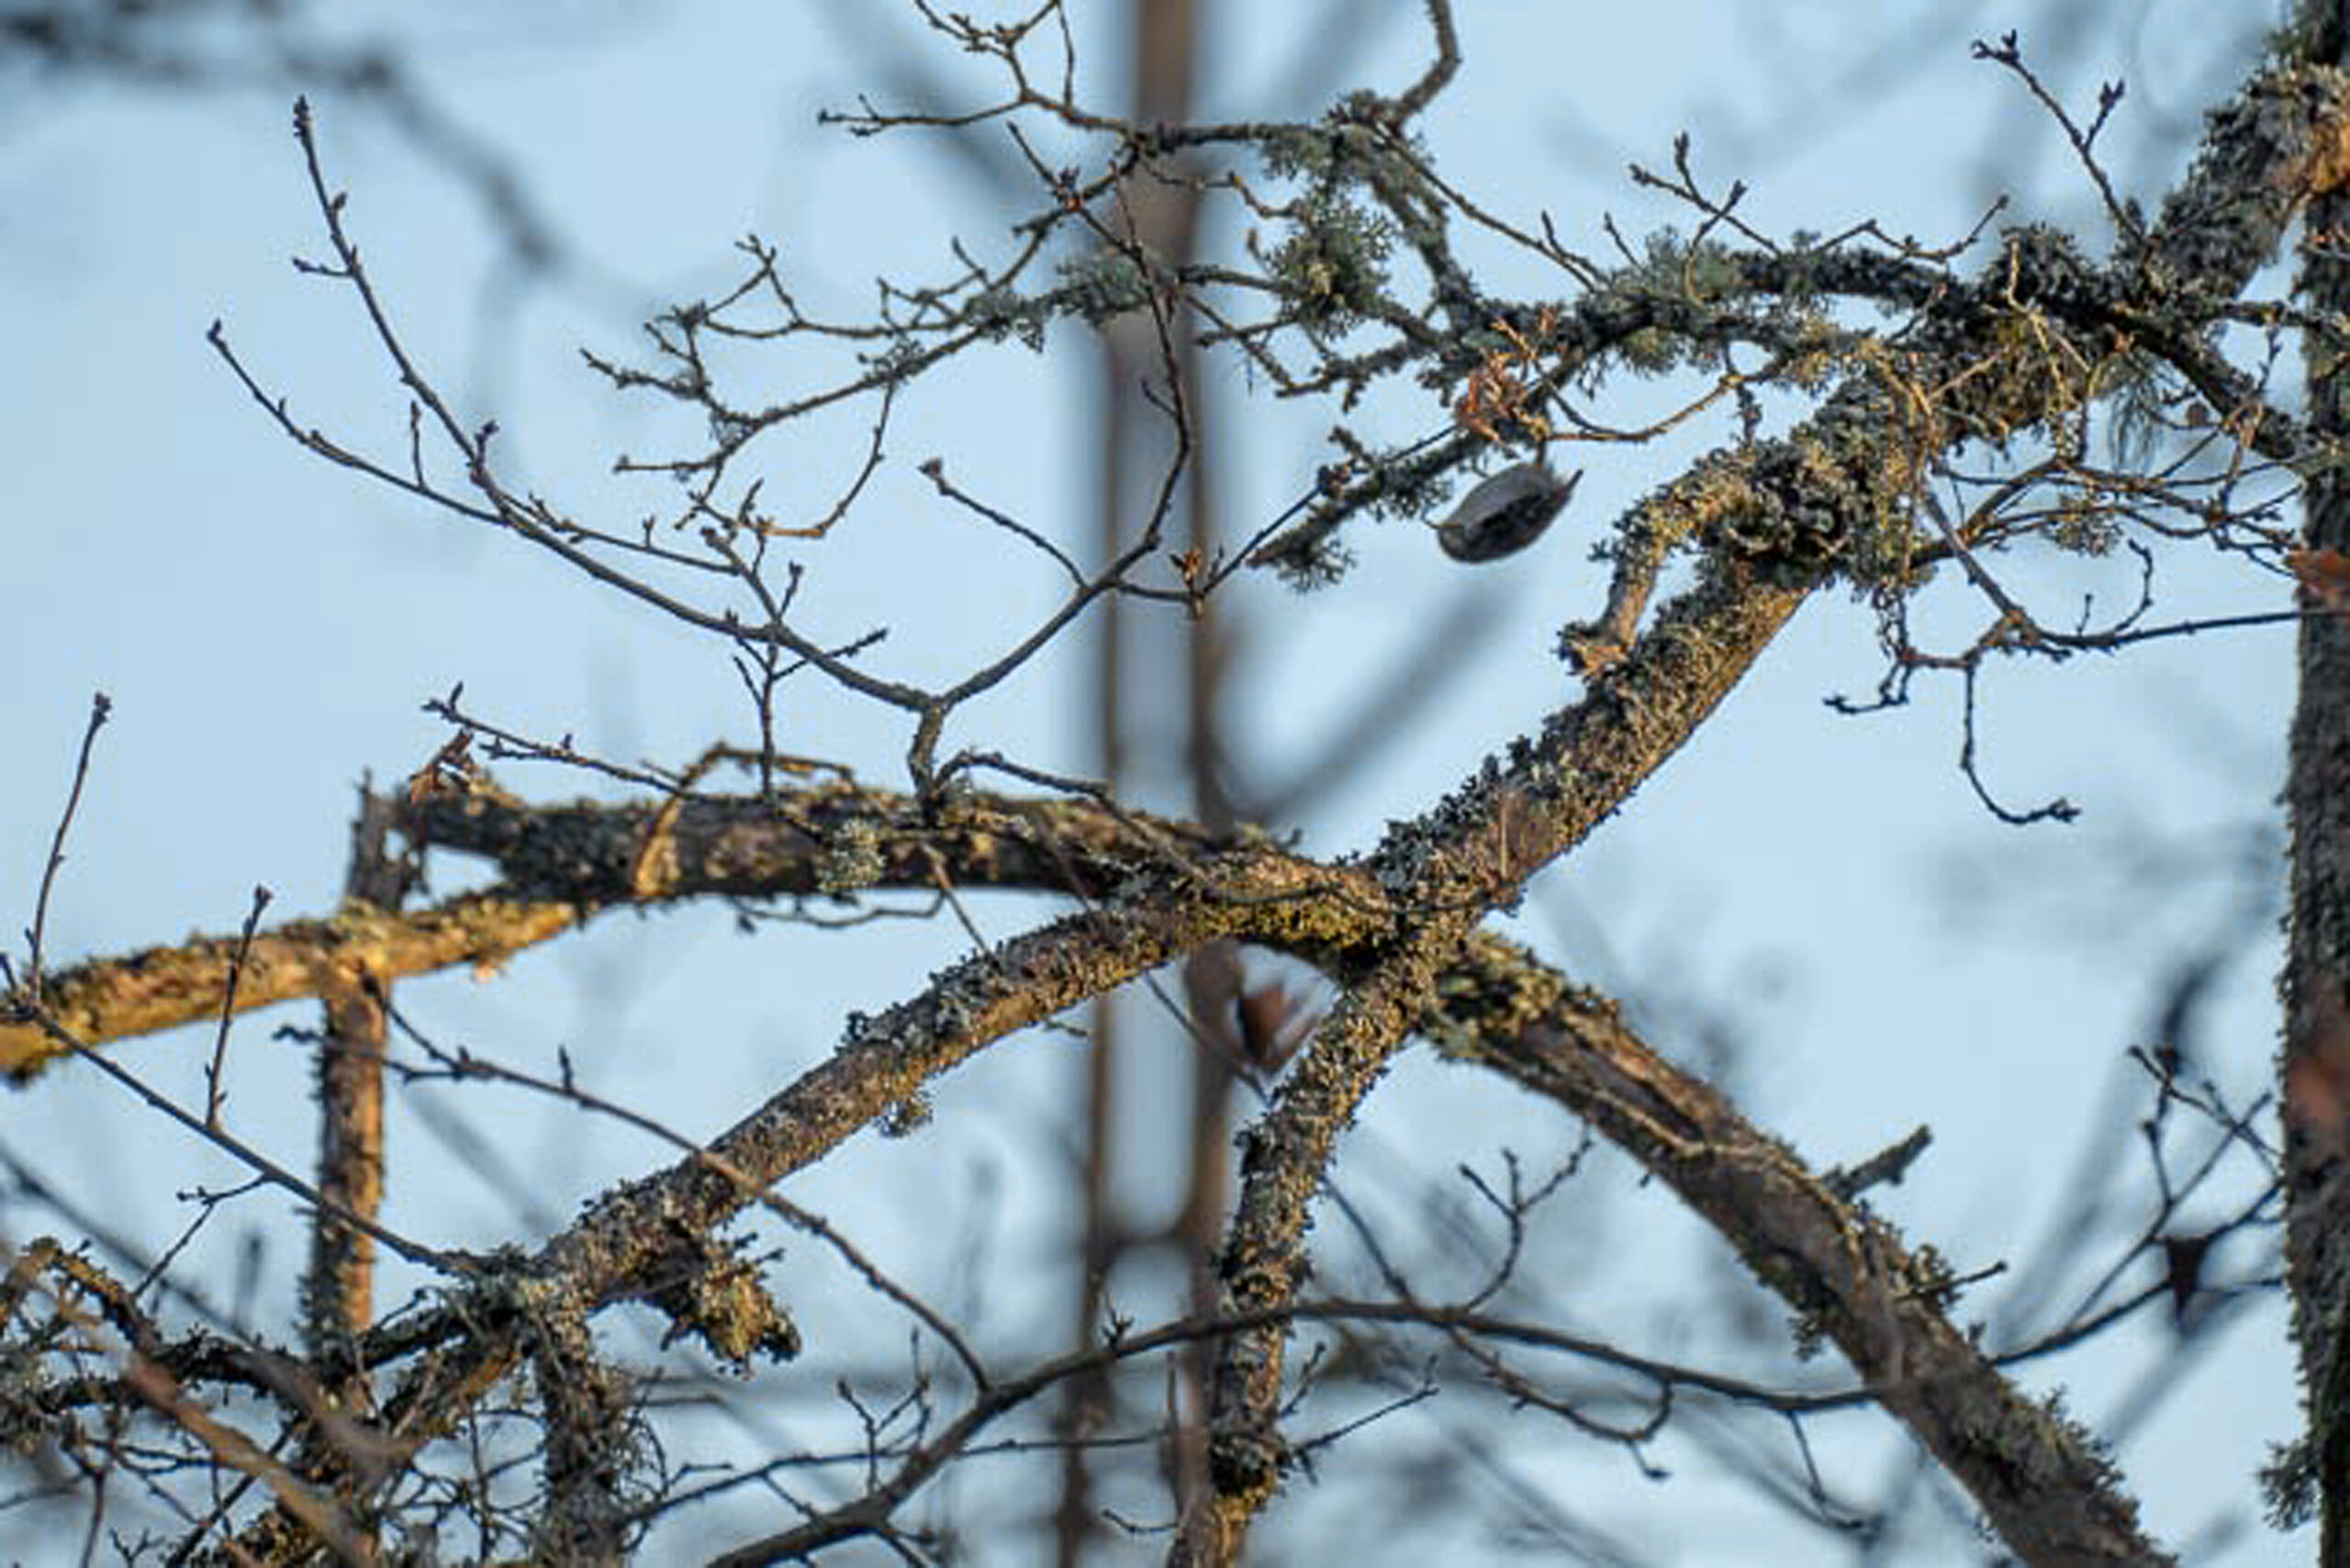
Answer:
1434 461 1580 563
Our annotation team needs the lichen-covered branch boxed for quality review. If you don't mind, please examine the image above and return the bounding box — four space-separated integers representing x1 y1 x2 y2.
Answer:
2280 18 2350 1563
219 831 1393 1561
0 893 577 1080
0 784 1239 1080
1176 558 1814 1562
1439 932 2175 1566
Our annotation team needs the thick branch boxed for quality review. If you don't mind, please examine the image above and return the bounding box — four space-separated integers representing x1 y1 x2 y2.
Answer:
2284 31 2350 1567
217 837 1393 1561
1180 557 1814 1562
0 893 576 1080
1442 933 2174 1566
0 785 1233 1080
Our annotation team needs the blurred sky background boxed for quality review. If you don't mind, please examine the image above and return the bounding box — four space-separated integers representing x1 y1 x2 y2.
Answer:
0 2 2308 1562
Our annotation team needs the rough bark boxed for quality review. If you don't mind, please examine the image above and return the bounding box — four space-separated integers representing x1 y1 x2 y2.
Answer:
2287 14 2350 1562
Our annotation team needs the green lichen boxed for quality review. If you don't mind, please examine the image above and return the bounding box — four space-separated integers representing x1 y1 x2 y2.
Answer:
814 818 887 898
1599 230 1756 374
968 283 1050 352
1270 191 1395 335
1054 252 1154 327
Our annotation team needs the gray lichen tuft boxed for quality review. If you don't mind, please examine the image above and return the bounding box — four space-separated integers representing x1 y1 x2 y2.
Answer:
814 817 888 898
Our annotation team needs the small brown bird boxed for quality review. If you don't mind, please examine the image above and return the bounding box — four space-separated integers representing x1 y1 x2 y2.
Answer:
1435 462 1580 563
